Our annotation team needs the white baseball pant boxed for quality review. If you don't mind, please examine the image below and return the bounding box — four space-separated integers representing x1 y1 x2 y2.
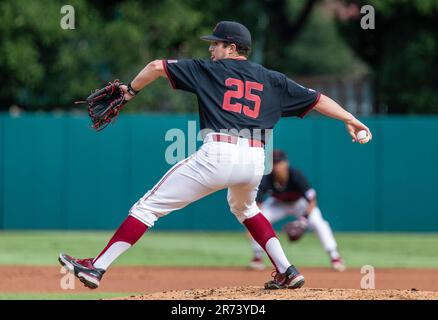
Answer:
129 133 265 226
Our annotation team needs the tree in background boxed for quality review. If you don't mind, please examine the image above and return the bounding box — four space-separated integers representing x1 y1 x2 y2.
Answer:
194 0 364 75
0 0 102 110
0 0 435 114
0 0 205 112
335 0 438 114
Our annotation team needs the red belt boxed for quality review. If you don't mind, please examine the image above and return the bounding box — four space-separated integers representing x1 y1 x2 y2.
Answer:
211 134 264 148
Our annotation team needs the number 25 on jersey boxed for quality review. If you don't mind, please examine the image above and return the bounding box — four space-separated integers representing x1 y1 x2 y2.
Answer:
222 78 264 119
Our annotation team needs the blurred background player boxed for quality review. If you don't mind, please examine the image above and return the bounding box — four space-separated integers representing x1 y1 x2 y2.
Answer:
249 150 346 272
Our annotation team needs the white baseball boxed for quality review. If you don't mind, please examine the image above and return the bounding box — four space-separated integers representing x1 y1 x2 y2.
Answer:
356 130 368 142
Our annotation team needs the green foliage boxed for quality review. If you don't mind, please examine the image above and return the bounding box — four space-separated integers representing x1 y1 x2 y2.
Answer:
1 0 435 113
337 0 438 113
0 0 203 111
0 0 103 109
279 3 367 75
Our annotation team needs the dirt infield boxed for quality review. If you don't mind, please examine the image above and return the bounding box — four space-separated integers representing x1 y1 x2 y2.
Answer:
1 266 438 299
123 287 438 300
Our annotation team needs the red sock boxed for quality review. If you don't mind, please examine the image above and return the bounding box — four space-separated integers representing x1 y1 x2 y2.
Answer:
243 213 278 269
93 215 148 264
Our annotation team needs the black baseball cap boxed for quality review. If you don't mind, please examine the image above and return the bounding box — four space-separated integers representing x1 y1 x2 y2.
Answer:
200 21 251 49
273 150 288 163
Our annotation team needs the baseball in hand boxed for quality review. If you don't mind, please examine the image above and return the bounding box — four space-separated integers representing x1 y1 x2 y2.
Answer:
356 130 369 143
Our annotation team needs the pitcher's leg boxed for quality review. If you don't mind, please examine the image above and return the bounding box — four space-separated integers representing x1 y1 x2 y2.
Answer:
243 212 305 289
93 156 217 269
249 198 288 269
243 213 291 272
228 185 293 274
92 215 148 270
60 156 218 288
129 156 216 227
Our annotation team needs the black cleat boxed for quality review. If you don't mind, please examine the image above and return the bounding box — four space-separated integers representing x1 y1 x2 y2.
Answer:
264 265 305 289
58 253 105 289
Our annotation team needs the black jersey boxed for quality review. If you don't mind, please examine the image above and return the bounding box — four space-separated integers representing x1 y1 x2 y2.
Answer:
256 168 316 203
163 58 320 140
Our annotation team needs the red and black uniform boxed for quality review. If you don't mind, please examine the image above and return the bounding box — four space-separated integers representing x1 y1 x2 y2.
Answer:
256 168 316 204
163 58 320 142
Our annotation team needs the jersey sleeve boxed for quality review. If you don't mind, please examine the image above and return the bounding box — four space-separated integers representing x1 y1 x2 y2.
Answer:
281 77 321 118
292 169 316 202
255 176 270 203
162 59 205 93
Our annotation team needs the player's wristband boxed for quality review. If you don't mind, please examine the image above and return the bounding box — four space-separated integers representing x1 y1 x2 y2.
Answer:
127 82 139 96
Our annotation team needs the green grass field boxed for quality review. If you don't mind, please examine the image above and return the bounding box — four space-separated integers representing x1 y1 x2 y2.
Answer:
1 231 438 268
1 231 438 300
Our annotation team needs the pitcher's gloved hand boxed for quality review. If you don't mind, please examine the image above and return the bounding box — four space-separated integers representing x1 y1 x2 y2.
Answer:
76 79 127 131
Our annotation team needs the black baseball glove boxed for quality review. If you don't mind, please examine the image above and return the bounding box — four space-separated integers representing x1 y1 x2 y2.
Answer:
282 217 309 242
76 79 127 131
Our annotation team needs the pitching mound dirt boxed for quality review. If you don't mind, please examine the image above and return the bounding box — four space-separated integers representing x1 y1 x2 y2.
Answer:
117 286 438 300
1 266 438 299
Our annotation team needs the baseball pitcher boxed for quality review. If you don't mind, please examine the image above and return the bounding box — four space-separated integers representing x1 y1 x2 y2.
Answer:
59 21 372 290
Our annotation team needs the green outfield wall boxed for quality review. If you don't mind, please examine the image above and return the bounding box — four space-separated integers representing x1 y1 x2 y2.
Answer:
0 113 437 231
